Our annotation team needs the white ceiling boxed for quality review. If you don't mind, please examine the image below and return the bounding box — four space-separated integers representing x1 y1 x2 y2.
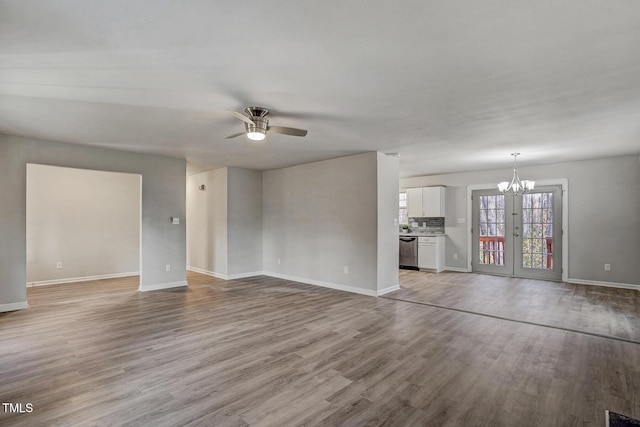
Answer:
1 1 639 178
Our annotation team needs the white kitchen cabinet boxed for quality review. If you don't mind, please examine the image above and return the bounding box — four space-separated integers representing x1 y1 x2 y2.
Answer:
422 186 446 217
407 186 446 218
406 188 423 218
418 236 445 272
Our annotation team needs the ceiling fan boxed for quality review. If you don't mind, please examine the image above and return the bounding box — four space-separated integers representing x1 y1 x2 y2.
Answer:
226 107 308 141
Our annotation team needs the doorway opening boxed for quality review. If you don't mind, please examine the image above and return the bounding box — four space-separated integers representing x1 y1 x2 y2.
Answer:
470 184 565 281
26 164 142 296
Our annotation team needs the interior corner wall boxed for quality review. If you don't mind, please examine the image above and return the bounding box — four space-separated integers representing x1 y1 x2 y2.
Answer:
227 168 263 276
400 154 640 286
26 164 141 283
0 134 187 308
262 152 380 295
376 153 400 293
186 168 228 276
186 167 263 278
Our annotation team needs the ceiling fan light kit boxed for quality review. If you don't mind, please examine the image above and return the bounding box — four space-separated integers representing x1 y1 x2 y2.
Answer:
226 107 308 141
498 153 535 196
246 131 265 141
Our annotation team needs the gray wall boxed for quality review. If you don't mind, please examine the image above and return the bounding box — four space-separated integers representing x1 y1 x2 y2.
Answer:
0 134 186 307
227 168 263 275
186 167 262 277
188 155 396 294
376 153 400 293
263 152 380 294
186 168 228 275
401 155 640 286
26 164 140 283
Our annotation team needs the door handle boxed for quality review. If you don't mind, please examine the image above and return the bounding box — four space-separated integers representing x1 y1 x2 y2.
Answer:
514 232 520 237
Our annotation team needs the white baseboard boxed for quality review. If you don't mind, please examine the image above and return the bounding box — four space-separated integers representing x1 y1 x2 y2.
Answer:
138 280 188 292
377 285 400 296
0 302 29 313
567 277 639 291
27 271 140 287
187 266 263 280
190 267 396 297
444 266 470 273
228 271 264 280
187 266 228 279
263 271 377 297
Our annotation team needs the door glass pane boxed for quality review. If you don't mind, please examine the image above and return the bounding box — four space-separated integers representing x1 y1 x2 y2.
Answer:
533 224 542 238
487 208 496 222
522 192 553 270
487 195 496 210
478 194 505 266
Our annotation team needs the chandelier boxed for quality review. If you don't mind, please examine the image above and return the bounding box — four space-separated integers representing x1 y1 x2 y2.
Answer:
497 153 535 195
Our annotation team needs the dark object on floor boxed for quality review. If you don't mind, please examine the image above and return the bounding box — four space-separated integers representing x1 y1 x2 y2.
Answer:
607 410 640 427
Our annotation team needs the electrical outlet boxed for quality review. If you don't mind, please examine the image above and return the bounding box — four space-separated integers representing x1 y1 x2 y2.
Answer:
344 266 349 274
166 264 171 272
604 264 611 271
56 261 62 269
277 258 281 265
453 254 458 260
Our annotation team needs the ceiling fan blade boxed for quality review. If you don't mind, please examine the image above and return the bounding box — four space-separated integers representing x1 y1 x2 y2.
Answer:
227 110 255 125
268 126 308 137
225 131 246 139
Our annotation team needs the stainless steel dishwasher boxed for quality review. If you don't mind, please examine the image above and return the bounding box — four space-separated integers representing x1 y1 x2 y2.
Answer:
399 236 418 270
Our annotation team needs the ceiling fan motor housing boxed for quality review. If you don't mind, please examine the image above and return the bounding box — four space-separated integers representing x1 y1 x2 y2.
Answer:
244 107 269 138
226 106 306 139
244 107 269 118
245 117 268 134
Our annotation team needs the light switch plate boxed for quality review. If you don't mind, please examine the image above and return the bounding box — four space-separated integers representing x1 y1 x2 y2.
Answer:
171 217 180 225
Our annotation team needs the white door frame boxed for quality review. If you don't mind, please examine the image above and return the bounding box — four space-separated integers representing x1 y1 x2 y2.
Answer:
466 178 569 282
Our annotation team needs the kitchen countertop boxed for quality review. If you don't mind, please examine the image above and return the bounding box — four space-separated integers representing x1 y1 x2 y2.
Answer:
399 233 446 237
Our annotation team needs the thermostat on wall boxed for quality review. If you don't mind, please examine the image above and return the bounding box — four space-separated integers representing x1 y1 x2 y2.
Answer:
170 217 180 225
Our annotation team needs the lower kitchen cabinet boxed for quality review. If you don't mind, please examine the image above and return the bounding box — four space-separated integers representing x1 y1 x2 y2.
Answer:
418 236 445 272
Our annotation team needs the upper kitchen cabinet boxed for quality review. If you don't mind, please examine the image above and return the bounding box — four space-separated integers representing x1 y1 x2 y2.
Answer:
406 188 424 218
407 186 446 218
423 186 445 217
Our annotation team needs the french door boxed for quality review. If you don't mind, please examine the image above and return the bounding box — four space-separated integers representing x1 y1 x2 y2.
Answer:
472 186 562 280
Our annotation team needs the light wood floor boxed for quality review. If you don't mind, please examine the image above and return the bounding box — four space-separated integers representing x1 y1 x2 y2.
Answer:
0 272 638 426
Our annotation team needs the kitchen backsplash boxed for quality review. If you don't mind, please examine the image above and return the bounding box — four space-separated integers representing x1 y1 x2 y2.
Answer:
403 217 445 233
